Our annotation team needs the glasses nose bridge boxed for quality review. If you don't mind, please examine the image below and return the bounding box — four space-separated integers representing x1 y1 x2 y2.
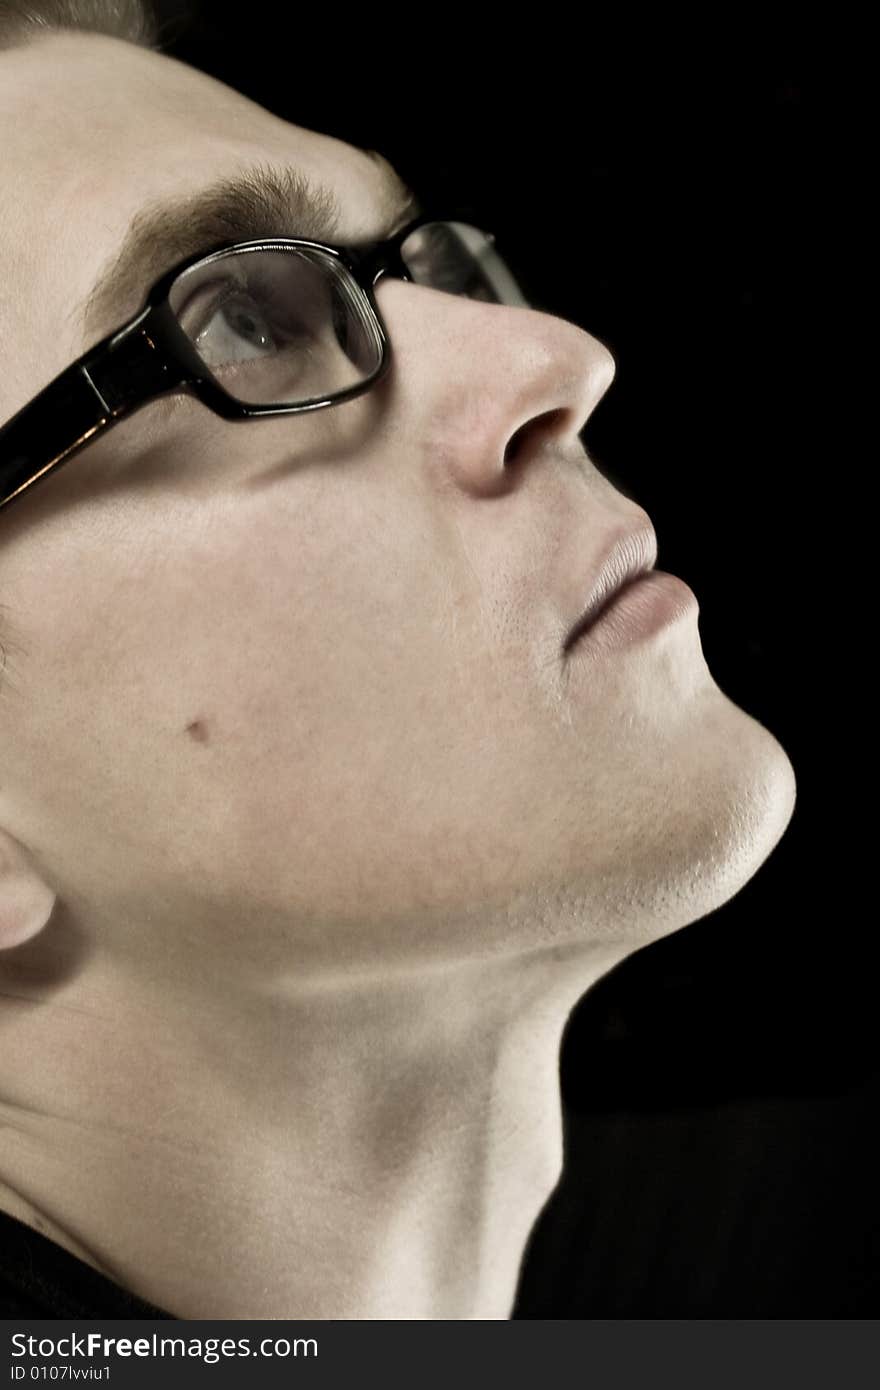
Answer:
351 230 417 300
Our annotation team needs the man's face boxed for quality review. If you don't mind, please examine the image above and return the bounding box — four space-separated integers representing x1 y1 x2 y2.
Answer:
0 32 795 976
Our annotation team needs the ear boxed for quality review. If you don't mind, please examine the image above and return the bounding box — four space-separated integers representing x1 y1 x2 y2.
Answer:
0 827 56 950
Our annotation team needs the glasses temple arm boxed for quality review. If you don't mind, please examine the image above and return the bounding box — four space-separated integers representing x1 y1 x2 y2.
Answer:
0 321 190 513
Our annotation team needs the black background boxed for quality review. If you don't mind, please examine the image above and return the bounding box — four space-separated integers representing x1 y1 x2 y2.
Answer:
148 3 872 1315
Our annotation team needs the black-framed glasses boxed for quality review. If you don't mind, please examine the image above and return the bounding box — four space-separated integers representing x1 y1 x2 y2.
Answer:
0 214 532 515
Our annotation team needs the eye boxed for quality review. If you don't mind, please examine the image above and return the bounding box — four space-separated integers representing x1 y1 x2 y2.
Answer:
181 280 310 368
195 290 278 358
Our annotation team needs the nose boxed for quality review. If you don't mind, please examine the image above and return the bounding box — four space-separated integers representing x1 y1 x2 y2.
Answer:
371 275 616 493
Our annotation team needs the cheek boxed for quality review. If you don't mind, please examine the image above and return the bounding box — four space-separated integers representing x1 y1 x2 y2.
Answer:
6 486 452 830
4 474 573 931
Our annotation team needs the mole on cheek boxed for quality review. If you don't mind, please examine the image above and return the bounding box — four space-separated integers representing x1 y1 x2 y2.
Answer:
184 719 210 743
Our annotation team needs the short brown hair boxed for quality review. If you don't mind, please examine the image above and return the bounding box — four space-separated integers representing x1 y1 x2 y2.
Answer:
0 0 162 51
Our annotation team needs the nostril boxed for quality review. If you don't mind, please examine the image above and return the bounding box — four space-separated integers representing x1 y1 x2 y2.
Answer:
504 409 567 468
504 418 539 467
503 430 523 468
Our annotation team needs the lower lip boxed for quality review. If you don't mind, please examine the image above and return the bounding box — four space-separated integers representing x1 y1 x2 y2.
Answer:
566 569 698 658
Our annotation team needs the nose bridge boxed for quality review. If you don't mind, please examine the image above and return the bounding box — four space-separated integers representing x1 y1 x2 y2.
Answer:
372 266 617 391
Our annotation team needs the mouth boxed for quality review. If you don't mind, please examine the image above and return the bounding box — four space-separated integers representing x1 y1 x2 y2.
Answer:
562 525 658 656
563 571 653 653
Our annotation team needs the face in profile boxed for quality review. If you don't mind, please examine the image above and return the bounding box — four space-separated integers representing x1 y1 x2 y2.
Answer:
0 20 800 1324
0 29 795 979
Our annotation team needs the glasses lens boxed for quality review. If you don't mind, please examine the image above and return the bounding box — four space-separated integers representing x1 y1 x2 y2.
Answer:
167 244 384 407
399 221 531 307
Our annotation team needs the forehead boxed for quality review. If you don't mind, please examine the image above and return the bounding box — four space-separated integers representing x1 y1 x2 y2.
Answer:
0 30 386 414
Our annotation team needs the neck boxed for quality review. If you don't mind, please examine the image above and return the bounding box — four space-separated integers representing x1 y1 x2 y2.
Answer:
0 926 626 1319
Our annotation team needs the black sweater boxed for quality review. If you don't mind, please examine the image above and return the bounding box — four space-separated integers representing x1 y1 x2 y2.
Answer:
0 1209 174 1318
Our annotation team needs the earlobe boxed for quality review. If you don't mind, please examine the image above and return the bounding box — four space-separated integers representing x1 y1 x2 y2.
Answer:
0 828 56 950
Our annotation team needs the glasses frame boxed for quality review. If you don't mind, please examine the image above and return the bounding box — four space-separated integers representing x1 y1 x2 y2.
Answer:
0 212 500 515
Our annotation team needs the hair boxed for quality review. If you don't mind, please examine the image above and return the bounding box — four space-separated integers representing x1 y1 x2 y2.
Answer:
0 0 166 51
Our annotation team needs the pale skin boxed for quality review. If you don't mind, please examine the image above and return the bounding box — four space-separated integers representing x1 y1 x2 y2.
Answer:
0 31 797 1319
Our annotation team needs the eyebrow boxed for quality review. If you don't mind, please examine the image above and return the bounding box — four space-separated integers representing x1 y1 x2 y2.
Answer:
74 150 423 348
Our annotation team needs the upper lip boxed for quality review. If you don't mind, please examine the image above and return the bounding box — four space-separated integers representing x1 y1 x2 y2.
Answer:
563 522 659 653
